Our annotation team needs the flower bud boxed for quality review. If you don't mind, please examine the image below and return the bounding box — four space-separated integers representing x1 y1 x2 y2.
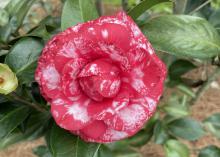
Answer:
0 64 18 95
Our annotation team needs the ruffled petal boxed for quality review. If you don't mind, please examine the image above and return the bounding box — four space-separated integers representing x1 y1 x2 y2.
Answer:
51 95 91 130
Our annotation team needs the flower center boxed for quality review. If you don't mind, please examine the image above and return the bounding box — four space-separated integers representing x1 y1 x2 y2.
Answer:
0 77 4 84
78 59 121 101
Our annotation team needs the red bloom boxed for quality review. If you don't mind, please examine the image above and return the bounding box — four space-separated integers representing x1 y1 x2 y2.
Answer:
35 12 166 143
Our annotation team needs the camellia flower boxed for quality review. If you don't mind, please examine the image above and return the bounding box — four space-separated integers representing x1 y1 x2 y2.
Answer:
35 12 166 143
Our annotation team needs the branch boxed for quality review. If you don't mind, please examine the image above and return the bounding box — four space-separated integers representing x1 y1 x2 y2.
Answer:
189 0 212 15
9 92 46 112
191 67 220 104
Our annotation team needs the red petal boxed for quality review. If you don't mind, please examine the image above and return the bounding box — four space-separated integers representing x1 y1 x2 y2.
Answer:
51 95 91 130
62 58 87 99
80 120 107 139
78 59 119 77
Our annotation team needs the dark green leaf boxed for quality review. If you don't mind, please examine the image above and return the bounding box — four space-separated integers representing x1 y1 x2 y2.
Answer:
47 123 101 157
199 145 220 157
209 9 220 31
61 0 98 30
141 15 220 59
0 95 8 103
5 37 43 83
164 140 189 157
184 0 210 16
168 118 204 141
33 145 52 157
0 106 30 138
97 145 113 157
28 25 51 41
0 0 36 42
128 0 170 20
0 112 50 149
153 121 169 144
204 113 220 139
169 59 196 79
127 130 153 147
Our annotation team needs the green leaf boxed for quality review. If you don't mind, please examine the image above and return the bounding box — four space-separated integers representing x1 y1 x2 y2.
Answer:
199 145 220 157
173 0 187 14
153 121 169 144
164 140 189 157
0 112 50 149
204 113 220 139
5 37 43 83
0 8 9 27
33 145 52 157
0 106 30 138
169 59 196 79
97 145 113 157
163 94 189 118
209 9 220 31
168 118 204 141
78 0 99 22
47 123 101 157
126 129 153 147
61 0 98 30
128 0 170 20
141 15 220 59
0 0 36 42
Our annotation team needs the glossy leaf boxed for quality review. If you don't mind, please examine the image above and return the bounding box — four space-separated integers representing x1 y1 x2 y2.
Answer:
0 106 30 138
164 140 189 157
0 112 50 149
153 121 169 144
141 15 220 59
168 118 204 141
169 59 196 79
47 124 101 157
209 9 220 33
128 0 170 20
33 145 52 157
5 37 43 83
199 145 220 157
0 0 35 42
204 113 220 139
61 0 98 30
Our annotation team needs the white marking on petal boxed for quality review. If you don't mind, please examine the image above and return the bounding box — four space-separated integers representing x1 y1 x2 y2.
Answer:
53 110 59 118
131 79 147 94
102 29 109 39
89 64 98 73
103 129 128 141
52 99 65 105
118 104 147 130
146 97 157 113
42 65 60 90
67 103 90 123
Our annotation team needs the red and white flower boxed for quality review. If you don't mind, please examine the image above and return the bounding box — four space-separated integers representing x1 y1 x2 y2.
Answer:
35 12 166 143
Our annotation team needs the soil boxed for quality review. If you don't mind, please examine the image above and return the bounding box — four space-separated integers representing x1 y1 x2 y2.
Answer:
0 1 220 157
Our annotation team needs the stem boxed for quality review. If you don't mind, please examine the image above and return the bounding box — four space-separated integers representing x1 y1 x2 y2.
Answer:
189 0 212 15
191 67 220 104
9 92 46 112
